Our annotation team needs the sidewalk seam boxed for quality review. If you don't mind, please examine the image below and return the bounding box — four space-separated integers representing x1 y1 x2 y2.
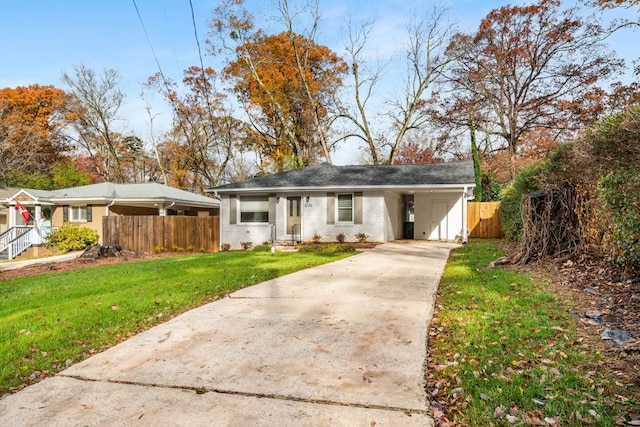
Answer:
59 373 430 416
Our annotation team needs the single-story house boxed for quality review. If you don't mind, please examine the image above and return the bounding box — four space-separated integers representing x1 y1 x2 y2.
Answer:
0 183 219 259
208 161 475 250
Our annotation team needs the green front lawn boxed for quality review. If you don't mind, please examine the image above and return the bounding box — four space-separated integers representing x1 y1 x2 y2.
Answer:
430 239 637 425
0 250 354 395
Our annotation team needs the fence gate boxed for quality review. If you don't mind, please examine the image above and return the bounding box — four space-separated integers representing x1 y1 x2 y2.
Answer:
467 202 503 238
103 216 219 253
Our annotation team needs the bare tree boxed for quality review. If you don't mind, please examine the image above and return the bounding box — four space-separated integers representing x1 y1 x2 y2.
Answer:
341 19 384 165
340 7 455 164
62 64 129 182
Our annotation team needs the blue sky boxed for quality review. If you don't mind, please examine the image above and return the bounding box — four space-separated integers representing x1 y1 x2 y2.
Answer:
1 0 637 164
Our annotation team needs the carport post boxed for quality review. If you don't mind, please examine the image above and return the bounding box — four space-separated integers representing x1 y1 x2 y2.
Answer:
462 186 469 244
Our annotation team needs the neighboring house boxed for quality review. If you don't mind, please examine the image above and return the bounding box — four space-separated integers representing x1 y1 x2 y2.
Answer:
208 161 475 250
0 183 219 259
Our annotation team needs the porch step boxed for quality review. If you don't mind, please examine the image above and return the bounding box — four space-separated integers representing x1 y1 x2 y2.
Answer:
272 240 300 252
272 246 299 253
273 240 300 246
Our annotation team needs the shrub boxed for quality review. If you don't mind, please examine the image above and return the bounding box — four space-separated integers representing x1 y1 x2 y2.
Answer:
252 244 272 252
500 163 544 240
186 245 195 252
598 166 640 272
336 233 346 243
221 243 231 252
312 233 322 243
154 246 165 254
355 232 368 243
298 244 356 254
240 241 252 251
172 245 184 253
45 224 99 253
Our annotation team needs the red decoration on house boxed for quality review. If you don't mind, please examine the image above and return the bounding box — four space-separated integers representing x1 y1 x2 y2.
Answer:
15 200 30 223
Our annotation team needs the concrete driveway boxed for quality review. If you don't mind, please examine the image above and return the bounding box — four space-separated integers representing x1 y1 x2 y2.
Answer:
0 241 458 426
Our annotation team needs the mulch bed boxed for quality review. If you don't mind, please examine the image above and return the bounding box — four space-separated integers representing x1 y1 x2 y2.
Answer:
0 248 184 281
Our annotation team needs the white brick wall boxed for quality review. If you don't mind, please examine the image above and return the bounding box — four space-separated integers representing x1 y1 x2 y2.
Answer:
219 195 272 249
301 191 386 243
384 191 403 241
220 189 466 249
220 191 389 249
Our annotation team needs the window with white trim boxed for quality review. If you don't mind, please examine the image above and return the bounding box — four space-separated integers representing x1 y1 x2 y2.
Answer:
240 195 269 223
70 206 87 222
337 193 353 222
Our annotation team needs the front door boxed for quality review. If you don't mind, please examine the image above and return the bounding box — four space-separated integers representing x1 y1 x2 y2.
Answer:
287 196 301 237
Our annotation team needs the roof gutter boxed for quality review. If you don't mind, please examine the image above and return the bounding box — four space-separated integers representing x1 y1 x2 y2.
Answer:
210 183 477 194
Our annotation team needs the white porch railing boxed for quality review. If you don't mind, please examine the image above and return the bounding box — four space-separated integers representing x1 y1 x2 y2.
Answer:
0 226 54 260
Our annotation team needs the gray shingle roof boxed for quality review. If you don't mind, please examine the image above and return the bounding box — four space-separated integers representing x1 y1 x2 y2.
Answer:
211 161 475 192
1 183 219 208
51 183 219 207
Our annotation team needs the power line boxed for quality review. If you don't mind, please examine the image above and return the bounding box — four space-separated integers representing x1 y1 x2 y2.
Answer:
131 0 221 189
131 0 183 186
187 0 217 119
131 0 168 86
188 0 207 73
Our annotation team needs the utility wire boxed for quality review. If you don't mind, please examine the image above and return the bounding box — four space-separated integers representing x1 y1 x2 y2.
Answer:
132 0 168 86
188 0 226 184
188 0 218 121
188 0 207 74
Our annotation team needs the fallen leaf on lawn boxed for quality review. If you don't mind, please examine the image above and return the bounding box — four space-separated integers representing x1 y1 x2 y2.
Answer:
451 387 465 397
615 394 629 402
111 305 119 311
549 367 562 377
494 406 506 419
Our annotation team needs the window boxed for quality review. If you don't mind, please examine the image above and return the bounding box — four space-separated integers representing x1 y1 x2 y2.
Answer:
337 194 353 222
70 206 87 222
240 195 269 223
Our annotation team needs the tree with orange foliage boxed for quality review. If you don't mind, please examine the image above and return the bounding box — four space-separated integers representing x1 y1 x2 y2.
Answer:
394 137 446 165
444 0 622 178
0 84 71 187
211 0 347 171
149 66 246 192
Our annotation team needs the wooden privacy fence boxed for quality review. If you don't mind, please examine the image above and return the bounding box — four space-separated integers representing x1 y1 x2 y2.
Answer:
103 216 219 253
467 202 503 238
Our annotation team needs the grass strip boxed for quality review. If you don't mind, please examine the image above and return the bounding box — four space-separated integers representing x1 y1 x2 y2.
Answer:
0 250 354 395
430 239 637 425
